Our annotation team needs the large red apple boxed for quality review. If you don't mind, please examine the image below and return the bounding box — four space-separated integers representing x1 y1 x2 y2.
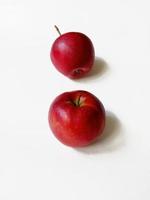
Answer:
48 90 105 147
50 26 95 79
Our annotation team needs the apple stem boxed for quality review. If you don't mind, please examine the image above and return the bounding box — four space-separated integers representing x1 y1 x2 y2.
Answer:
54 25 61 36
77 95 82 106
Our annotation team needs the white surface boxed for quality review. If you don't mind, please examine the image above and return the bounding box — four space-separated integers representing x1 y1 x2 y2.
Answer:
0 0 150 199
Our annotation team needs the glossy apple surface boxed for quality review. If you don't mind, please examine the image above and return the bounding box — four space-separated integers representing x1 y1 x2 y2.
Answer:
50 32 95 79
48 90 105 147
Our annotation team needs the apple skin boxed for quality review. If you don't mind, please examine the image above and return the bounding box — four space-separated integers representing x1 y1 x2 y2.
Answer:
48 90 105 147
50 32 95 79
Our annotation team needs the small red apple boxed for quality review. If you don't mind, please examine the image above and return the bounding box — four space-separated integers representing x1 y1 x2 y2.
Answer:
50 26 95 79
48 90 105 147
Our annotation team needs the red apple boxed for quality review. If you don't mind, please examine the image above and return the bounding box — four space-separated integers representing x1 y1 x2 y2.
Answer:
48 90 105 147
50 26 95 79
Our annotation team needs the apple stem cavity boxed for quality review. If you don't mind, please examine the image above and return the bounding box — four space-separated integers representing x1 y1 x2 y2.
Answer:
71 95 82 107
54 25 61 36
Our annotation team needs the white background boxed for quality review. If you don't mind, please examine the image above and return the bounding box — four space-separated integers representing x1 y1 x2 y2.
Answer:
0 0 150 199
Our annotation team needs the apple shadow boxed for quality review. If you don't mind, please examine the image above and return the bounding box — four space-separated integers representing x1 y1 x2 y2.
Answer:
76 57 109 82
75 111 125 154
